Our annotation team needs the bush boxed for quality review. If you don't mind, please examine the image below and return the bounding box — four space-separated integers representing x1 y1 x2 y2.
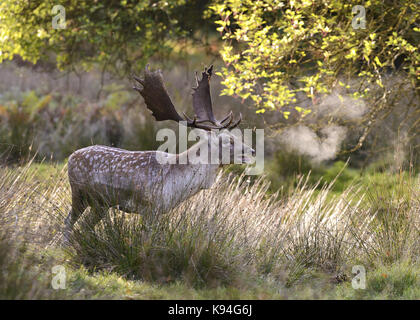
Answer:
0 90 159 163
266 152 360 195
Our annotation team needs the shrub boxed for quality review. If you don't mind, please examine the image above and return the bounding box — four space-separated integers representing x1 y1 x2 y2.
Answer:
0 90 158 163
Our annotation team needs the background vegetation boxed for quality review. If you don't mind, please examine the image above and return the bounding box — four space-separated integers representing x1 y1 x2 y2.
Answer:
0 0 418 299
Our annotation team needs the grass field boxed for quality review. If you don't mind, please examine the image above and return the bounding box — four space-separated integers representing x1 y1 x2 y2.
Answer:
1 161 419 299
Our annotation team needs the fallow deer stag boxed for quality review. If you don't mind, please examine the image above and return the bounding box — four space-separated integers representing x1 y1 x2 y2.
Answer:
64 65 255 242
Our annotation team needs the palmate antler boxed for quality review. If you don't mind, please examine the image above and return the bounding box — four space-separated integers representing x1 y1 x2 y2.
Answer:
133 65 241 131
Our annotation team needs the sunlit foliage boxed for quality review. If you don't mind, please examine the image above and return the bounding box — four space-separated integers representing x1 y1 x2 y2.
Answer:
0 0 195 74
210 0 419 116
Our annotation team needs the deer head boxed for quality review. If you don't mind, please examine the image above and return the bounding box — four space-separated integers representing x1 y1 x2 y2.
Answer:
133 65 254 164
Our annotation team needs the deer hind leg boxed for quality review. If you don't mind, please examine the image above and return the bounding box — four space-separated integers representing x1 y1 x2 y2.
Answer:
64 189 87 244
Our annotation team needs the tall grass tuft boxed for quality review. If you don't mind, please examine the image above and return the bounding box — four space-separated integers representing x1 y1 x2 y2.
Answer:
362 171 420 264
1 159 419 295
0 161 63 299
64 169 419 288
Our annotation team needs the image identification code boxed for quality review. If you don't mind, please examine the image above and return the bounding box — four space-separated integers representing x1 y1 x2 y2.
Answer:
168 304 253 317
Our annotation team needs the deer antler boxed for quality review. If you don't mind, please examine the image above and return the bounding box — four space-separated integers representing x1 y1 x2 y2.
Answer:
133 65 241 131
191 65 236 129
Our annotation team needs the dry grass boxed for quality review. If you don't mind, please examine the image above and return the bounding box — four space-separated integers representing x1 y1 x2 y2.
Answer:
0 161 419 298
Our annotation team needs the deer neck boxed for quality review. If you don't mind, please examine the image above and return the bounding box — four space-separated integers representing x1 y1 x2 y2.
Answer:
177 139 220 187
158 142 219 212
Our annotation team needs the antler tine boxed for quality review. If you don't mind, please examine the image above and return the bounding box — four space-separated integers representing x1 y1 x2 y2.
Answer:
182 112 196 124
185 112 231 126
221 113 234 128
220 111 233 124
133 74 145 86
228 113 242 129
210 112 233 129
183 112 232 130
184 109 237 130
